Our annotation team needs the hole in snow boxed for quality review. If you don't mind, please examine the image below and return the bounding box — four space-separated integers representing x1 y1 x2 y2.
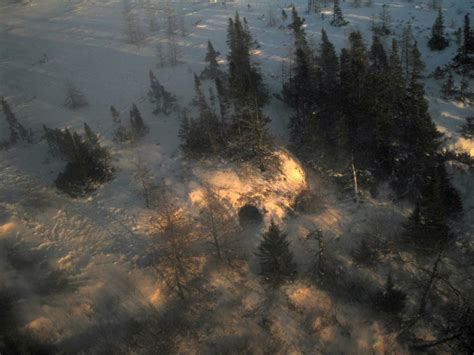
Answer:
238 204 262 227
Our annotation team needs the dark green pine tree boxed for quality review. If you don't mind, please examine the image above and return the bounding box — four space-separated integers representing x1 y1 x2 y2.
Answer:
386 38 407 177
130 103 149 137
227 13 267 109
392 42 442 197
148 70 176 115
289 7 308 51
200 40 222 80
340 32 370 169
455 14 474 65
428 8 448 51
226 13 270 157
43 124 112 196
367 34 394 180
317 29 347 164
1 96 33 145
330 0 348 27
404 166 451 251
214 76 229 127
441 73 455 98
193 74 221 154
374 273 407 314
148 70 163 115
283 47 317 146
256 220 297 284
283 8 318 151
110 105 121 124
281 9 288 22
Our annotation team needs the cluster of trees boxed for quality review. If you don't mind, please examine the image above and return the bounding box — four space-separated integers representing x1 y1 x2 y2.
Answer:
111 103 149 143
0 96 33 149
180 13 272 161
43 123 112 196
123 0 187 67
283 8 462 245
453 14 474 70
148 70 177 115
441 72 471 101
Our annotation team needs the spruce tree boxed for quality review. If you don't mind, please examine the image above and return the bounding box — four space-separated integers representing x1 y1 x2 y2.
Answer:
317 29 347 164
43 124 112 196
148 70 177 115
64 82 88 109
256 220 297 284
129 103 149 137
226 13 270 157
200 40 222 80
283 8 318 151
110 105 121 124
340 31 370 168
428 8 448 51
454 14 474 66
290 7 308 51
441 73 455 98
1 96 33 145
374 273 407 314
330 0 348 27
404 167 451 250
400 23 415 80
367 34 394 179
392 42 442 197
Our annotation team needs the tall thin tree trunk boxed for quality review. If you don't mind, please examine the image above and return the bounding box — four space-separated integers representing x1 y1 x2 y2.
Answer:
351 153 359 202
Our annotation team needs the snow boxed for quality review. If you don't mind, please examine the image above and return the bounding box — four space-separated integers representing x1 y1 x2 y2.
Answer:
0 0 473 352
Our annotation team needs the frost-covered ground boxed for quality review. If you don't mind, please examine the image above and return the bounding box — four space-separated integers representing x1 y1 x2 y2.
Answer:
0 0 473 353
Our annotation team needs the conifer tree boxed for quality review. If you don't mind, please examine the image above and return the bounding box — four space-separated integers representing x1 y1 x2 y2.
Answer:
290 7 309 52
404 168 450 250
64 82 88 109
1 96 33 145
148 70 176 115
256 220 297 284
428 8 449 50
401 23 415 80
340 31 369 164
129 103 149 137
283 8 318 150
226 13 270 157
200 40 222 80
192 74 221 154
367 34 394 179
454 14 474 66
441 73 455 98
214 76 229 127
330 0 348 27
317 29 347 163
393 42 442 197
43 123 112 196
374 273 407 314
110 105 121 124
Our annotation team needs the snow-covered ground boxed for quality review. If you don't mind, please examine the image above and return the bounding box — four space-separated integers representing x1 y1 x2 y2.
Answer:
0 0 473 353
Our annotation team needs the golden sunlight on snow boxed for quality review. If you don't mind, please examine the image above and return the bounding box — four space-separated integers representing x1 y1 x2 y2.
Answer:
25 317 57 343
456 137 474 156
189 150 307 222
0 220 17 237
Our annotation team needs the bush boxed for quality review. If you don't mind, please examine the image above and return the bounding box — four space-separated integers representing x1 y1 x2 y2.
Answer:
43 123 112 197
373 274 406 315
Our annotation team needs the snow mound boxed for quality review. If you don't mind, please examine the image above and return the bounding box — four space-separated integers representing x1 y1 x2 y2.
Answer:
189 150 307 223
